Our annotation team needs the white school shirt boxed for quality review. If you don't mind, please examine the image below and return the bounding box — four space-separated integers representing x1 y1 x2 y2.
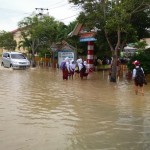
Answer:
66 62 70 72
69 63 76 71
78 63 83 71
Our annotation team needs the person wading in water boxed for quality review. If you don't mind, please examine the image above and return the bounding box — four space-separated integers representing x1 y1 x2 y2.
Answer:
60 57 70 80
132 60 146 96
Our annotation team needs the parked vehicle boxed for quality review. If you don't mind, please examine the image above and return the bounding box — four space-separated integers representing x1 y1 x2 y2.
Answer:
1 52 30 69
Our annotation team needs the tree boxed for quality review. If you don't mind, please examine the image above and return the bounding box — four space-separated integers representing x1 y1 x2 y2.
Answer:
18 15 63 67
131 6 150 39
0 31 16 51
69 0 150 82
134 41 148 51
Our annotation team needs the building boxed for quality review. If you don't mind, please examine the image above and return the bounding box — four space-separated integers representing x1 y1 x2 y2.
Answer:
141 38 150 49
0 28 28 54
51 40 77 68
11 28 28 53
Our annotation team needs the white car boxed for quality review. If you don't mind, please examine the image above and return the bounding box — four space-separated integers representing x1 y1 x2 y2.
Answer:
1 52 30 69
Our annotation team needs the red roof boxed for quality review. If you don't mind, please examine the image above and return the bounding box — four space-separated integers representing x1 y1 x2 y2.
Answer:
11 28 21 34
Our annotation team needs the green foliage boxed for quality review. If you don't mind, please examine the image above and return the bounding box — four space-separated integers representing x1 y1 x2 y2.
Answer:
18 15 64 54
38 49 51 58
69 0 150 81
18 15 68 66
131 10 150 39
127 49 150 75
0 31 17 50
134 41 148 50
69 0 150 51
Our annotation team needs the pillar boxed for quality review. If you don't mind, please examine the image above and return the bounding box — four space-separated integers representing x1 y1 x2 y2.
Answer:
87 41 94 72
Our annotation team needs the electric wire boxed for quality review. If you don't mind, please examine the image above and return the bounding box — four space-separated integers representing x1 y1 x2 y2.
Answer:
0 3 78 18
49 3 69 9
59 14 79 21
47 1 66 7
0 1 80 30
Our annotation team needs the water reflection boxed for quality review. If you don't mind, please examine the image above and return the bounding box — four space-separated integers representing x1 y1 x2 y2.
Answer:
0 67 150 150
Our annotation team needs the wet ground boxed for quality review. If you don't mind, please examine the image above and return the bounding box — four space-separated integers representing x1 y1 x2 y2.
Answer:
0 66 150 150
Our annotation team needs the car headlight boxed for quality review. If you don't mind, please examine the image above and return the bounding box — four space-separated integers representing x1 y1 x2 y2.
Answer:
12 61 19 64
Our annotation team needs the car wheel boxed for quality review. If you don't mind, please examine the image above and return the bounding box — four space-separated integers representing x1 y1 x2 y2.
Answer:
10 64 15 70
10 64 13 68
1 62 4 67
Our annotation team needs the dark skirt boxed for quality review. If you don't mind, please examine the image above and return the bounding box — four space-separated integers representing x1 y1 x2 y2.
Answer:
68 70 75 79
80 70 88 79
62 68 68 80
70 70 75 76
134 77 144 87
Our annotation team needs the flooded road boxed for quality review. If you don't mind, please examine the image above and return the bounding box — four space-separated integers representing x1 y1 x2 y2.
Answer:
0 67 150 150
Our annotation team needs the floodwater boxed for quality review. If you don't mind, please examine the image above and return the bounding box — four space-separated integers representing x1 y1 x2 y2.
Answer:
0 66 150 150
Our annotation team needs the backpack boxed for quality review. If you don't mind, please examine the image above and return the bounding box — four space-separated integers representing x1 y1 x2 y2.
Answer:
135 67 144 83
102 58 109 65
81 63 86 73
60 61 66 70
102 58 107 65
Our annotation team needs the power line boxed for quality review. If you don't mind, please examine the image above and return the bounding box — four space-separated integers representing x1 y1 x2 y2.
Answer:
49 3 68 10
0 1 67 15
59 14 78 21
47 1 66 7
0 3 73 16
0 4 79 27
0 1 79 31
0 6 79 22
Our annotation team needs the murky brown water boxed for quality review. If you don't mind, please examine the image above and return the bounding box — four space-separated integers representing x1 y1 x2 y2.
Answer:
0 66 150 150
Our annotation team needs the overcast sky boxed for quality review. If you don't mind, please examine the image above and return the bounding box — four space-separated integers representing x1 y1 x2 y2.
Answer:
0 0 80 32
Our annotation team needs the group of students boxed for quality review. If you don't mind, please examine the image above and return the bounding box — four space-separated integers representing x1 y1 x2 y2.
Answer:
60 57 88 80
60 57 147 95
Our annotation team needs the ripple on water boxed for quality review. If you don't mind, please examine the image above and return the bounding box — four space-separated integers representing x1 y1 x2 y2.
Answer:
0 68 150 150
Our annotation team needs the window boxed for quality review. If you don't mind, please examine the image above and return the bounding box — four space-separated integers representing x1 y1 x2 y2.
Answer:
11 54 26 59
3 53 8 58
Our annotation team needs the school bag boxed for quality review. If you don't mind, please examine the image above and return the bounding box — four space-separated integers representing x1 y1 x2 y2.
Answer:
102 58 107 65
81 63 86 73
135 67 145 84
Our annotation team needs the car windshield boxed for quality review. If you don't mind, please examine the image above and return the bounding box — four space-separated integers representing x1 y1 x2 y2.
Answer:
11 54 26 59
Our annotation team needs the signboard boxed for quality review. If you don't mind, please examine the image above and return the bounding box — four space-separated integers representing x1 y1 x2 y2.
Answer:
80 37 97 42
79 32 97 42
80 32 96 38
58 51 74 67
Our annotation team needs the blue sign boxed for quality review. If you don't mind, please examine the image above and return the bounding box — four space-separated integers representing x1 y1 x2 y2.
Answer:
80 37 97 42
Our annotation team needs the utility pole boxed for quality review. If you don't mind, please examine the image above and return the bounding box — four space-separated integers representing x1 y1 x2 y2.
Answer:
35 8 49 19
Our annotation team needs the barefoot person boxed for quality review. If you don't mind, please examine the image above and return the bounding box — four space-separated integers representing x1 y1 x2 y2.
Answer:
69 60 76 79
78 59 88 80
132 60 145 96
74 59 80 79
60 57 70 80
